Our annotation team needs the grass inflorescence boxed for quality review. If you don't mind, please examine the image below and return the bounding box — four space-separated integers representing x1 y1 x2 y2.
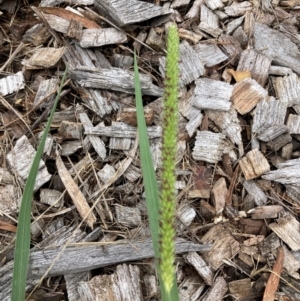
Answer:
159 24 180 293
134 24 180 300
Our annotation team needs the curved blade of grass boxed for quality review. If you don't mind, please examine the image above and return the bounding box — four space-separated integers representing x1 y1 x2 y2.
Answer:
134 53 179 301
134 52 160 256
11 67 68 301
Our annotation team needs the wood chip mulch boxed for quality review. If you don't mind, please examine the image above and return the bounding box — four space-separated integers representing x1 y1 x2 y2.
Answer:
1 0 300 300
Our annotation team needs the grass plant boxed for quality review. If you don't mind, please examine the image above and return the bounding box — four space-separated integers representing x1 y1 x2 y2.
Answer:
11 68 68 301
134 24 180 300
11 24 179 301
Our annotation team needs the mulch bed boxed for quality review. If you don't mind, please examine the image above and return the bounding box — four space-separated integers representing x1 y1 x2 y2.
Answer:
1 0 300 300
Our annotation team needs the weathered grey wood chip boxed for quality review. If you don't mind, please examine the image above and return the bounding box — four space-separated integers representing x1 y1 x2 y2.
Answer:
192 131 227 163
200 224 240 270
79 111 106 160
205 0 224 10
286 185 300 205
224 1 252 16
202 277 228 301
194 40 228 67
17 238 211 278
206 106 243 156
94 0 171 27
42 14 70 34
186 110 203 137
65 272 91 301
69 66 162 96
185 252 214 285
286 114 300 134
254 22 300 74
171 0 191 8
79 28 127 48
63 45 114 117
199 5 222 37
69 67 162 96
0 167 14 185
248 205 283 219
226 16 244 35
0 184 18 214
262 158 300 186
257 125 289 142
232 26 248 47
178 274 205 301
192 78 233 111
243 180 267 206
237 49 271 87
33 78 59 109
252 96 287 136
6 135 51 191
85 122 162 139
0 71 24 96
218 34 243 65
274 73 300 107
77 264 142 301
115 204 141 228
185 0 203 19
268 214 300 251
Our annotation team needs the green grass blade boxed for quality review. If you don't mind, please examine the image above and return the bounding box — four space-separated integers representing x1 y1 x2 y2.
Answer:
133 52 160 258
11 67 68 301
134 53 179 301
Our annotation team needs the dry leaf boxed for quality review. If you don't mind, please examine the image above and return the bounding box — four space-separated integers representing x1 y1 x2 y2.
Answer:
0 220 17 233
227 69 251 82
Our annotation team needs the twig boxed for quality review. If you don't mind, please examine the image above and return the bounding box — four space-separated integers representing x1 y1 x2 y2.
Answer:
0 42 26 73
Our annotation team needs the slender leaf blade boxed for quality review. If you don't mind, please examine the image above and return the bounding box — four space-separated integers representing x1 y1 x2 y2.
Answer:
133 52 160 257
11 68 68 301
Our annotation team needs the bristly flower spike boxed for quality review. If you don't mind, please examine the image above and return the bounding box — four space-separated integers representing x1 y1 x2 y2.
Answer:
159 24 180 293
